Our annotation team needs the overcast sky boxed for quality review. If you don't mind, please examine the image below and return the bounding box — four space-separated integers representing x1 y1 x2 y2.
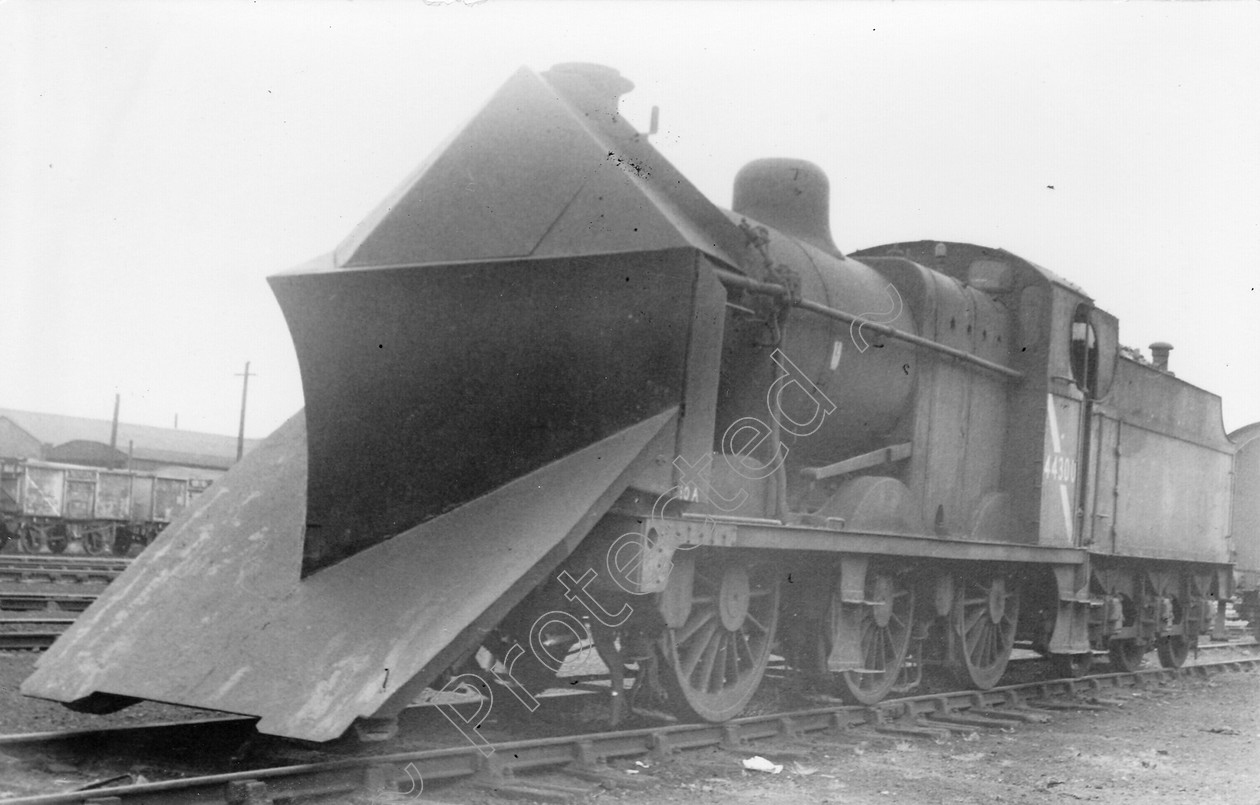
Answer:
3 0 1258 439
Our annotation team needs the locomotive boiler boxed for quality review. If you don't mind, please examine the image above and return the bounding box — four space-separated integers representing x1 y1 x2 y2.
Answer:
23 64 1253 741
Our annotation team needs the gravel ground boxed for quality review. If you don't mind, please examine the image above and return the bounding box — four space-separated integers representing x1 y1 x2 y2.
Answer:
2 649 1257 804
0 652 218 735
570 671 1260 805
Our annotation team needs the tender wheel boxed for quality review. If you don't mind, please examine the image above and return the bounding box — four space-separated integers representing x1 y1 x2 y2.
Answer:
1157 635 1190 668
833 571 914 705
661 552 780 721
950 574 1020 689
1108 639 1146 672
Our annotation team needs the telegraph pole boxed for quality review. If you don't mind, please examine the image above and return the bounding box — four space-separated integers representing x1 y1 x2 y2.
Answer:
235 362 255 462
109 393 121 467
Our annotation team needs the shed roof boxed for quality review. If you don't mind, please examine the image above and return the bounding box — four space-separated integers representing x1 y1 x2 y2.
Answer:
0 407 260 470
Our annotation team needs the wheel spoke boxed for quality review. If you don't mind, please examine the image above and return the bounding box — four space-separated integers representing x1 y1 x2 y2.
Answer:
857 631 873 668
694 570 719 589
965 617 987 653
964 607 985 633
681 620 719 678
724 633 740 683
677 608 716 645
706 634 727 692
878 629 894 670
736 629 754 666
695 628 722 688
744 612 769 635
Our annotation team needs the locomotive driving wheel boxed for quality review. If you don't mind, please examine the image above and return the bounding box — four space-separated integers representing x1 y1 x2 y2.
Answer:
832 571 915 705
949 574 1020 689
660 551 780 722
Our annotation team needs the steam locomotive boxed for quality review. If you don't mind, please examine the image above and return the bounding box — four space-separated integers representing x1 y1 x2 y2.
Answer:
23 64 1255 742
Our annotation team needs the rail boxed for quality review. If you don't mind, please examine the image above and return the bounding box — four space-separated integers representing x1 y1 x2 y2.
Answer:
0 591 98 613
1 654 1254 804
0 556 127 585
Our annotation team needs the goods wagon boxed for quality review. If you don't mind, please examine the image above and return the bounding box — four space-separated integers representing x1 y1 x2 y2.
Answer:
0 458 210 555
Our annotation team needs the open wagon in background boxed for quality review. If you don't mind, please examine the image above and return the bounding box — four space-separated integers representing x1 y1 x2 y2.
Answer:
0 458 212 556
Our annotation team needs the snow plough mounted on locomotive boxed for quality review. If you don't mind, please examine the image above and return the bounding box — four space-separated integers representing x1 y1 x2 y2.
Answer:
24 64 1256 741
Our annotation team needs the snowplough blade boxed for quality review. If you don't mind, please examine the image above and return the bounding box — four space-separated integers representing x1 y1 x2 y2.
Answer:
23 408 677 740
23 63 737 741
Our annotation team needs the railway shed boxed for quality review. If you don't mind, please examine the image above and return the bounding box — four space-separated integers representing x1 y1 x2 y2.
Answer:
0 407 259 478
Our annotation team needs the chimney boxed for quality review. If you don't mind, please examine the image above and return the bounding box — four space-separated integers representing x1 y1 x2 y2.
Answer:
1150 342 1173 373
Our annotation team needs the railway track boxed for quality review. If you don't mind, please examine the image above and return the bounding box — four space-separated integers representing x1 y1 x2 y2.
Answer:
0 618 77 651
0 653 1256 804
0 556 120 616
0 556 128 586
0 591 99 614
0 632 63 651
